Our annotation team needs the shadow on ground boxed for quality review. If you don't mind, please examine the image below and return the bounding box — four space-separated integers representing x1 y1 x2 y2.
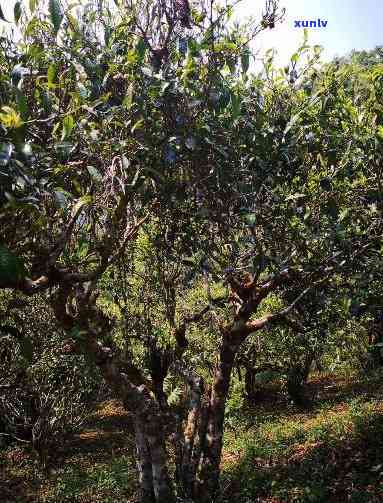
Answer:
0 400 137 503
222 377 383 503
2 378 383 503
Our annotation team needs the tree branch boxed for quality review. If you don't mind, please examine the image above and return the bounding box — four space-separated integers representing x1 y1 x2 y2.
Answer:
242 282 323 339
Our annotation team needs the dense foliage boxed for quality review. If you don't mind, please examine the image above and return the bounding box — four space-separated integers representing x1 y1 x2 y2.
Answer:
0 1 382 502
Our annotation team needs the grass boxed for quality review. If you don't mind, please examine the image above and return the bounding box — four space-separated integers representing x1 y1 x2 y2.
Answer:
0 400 138 502
2 374 383 502
221 373 383 502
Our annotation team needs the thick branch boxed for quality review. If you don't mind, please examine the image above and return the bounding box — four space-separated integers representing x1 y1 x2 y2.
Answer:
241 284 314 339
0 209 151 297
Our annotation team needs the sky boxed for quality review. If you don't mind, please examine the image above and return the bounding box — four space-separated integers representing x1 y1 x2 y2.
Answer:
1 0 382 67
235 0 383 67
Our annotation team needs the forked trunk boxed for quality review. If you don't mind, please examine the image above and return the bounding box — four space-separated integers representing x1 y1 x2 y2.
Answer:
90 348 175 502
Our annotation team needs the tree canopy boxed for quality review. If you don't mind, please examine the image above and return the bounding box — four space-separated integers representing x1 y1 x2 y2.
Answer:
0 1 382 502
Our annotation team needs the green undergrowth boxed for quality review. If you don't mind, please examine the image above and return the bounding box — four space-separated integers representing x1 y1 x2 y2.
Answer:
51 455 136 503
2 376 383 502
0 400 138 502
221 374 383 502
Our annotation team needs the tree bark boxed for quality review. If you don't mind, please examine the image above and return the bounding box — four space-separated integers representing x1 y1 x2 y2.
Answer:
101 365 175 502
103 369 175 502
51 289 175 503
144 412 174 502
47 270 308 503
133 417 155 503
195 337 238 502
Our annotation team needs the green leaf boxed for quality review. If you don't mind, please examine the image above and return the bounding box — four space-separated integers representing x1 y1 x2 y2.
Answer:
241 48 250 74
29 0 38 13
49 0 63 34
20 337 34 362
54 189 70 208
123 82 134 110
71 195 93 217
66 12 79 32
167 386 183 406
61 114 74 141
339 208 349 221
0 246 27 284
135 38 147 62
77 239 89 259
131 118 144 133
291 52 299 64
0 143 13 166
230 92 241 121
55 141 75 159
69 325 86 341
284 111 302 135
87 165 102 181
104 25 112 46
47 64 57 85
0 106 23 129
160 82 170 95
14 1 22 24
40 89 52 114
15 89 28 119
244 213 256 226
0 4 9 22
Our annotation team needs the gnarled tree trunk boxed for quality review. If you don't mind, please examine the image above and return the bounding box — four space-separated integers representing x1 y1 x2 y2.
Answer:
133 417 155 503
47 270 310 503
195 337 238 501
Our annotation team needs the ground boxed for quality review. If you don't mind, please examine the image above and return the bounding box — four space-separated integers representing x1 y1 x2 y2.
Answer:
1 373 383 502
